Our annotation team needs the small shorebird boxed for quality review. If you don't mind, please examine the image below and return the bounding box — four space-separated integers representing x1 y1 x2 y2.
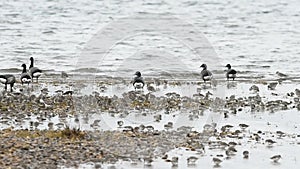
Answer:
171 157 178 167
226 146 237 156
239 123 249 130
0 74 16 92
164 122 173 130
276 71 287 77
243 150 249 159
276 131 285 138
225 64 237 81
153 114 162 122
295 89 300 97
187 156 198 165
20 64 32 85
249 85 260 93
200 64 213 83
268 82 278 90
147 83 155 92
265 139 276 146
117 120 124 128
270 155 281 163
29 57 42 82
133 71 145 90
212 157 222 166
61 71 68 78
143 157 153 167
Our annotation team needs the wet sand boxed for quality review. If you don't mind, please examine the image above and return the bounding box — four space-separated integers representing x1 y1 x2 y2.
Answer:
0 77 300 168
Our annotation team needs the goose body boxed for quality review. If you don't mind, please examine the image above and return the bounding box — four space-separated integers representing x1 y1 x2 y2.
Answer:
29 57 42 82
225 64 237 81
0 74 16 92
200 64 213 83
21 64 32 85
133 71 145 90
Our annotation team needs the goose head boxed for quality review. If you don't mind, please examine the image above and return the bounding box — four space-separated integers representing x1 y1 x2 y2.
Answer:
134 71 142 77
225 64 231 69
200 64 207 70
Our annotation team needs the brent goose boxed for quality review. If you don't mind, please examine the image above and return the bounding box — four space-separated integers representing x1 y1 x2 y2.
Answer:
200 64 213 83
225 64 237 81
0 74 16 92
29 57 42 82
133 71 145 90
21 64 32 85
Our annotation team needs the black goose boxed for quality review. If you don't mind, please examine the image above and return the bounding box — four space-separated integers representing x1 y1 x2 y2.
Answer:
200 64 213 83
29 57 42 82
0 74 16 92
21 64 32 85
133 71 145 90
225 64 237 81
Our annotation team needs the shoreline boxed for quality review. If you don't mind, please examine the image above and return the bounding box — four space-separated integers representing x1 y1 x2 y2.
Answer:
0 80 299 168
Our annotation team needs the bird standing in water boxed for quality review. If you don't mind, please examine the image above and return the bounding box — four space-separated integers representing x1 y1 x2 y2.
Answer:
21 64 31 85
200 64 213 83
0 74 16 92
225 64 237 81
29 57 42 83
133 71 145 90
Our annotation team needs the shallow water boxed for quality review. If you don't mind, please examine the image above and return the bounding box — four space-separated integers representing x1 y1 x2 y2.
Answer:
1 0 300 168
0 0 300 80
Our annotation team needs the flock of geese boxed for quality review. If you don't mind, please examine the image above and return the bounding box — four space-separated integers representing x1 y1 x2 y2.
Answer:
0 57 42 92
0 57 237 92
133 63 237 90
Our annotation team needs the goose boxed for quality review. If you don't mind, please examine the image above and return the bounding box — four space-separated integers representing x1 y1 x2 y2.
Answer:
225 64 237 81
29 57 42 82
0 74 16 92
200 64 213 83
133 71 145 90
21 64 31 85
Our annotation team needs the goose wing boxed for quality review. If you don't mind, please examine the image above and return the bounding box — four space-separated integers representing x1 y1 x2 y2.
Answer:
0 74 15 84
228 69 237 74
201 70 212 77
6 75 15 84
29 67 42 77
